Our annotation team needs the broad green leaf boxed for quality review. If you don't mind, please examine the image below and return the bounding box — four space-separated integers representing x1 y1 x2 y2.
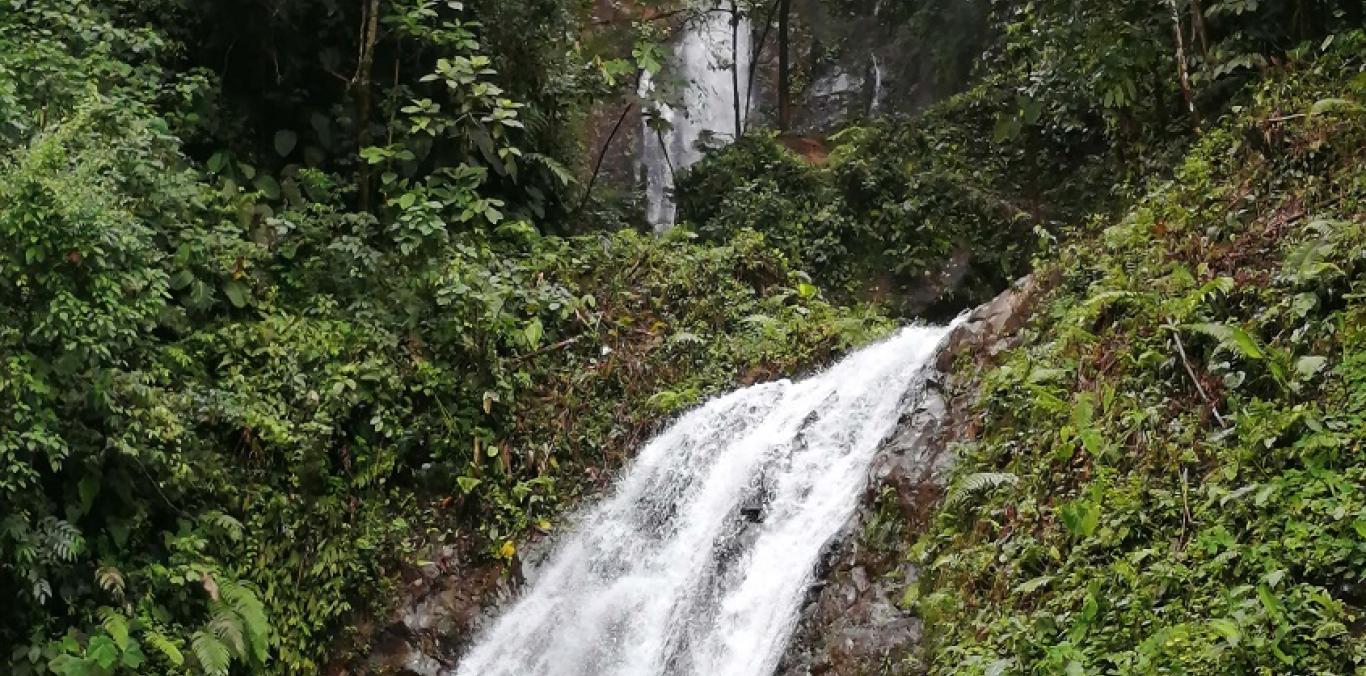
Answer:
523 318 544 348
88 636 119 670
1014 575 1054 595
1309 97 1362 116
1184 322 1264 360
252 175 281 200
170 270 195 290
1209 618 1241 646
273 129 298 156
1294 355 1327 380
223 280 249 308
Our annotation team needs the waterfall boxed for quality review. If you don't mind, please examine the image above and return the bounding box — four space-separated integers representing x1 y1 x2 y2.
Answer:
640 7 753 231
869 55 884 115
453 325 952 676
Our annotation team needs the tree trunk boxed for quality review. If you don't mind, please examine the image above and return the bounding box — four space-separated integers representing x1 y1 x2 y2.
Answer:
777 0 791 130
1167 0 1200 127
1188 0 1209 58
731 1 743 138
744 0 782 123
354 0 381 213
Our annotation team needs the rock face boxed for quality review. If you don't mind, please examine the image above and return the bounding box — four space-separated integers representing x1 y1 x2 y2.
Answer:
578 0 991 216
353 542 509 676
347 533 556 676
780 0 989 135
775 274 1048 675
356 276 1046 675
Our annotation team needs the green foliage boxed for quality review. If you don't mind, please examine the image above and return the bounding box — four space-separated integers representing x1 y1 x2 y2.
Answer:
674 78 1122 316
0 1 892 673
984 0 1364 145
913 36 1366 673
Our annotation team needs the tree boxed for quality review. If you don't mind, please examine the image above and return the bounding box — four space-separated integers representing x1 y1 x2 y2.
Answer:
777 0 792 130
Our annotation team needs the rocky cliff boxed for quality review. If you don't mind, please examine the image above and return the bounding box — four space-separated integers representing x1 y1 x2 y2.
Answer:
775 274 1046 675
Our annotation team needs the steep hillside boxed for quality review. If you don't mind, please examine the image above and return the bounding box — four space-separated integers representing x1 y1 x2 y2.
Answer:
913 38 1366 673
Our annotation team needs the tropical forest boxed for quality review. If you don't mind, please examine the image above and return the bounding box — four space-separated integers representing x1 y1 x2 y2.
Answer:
2 0 1365 674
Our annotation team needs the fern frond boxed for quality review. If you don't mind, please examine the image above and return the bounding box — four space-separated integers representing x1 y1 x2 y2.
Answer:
208 607 246 657
191 630 231 676
524 152 576 186
221 581 271 664
97 607 130 650
945 472 1019 510
31 577 52 604
40 517 84 561
143 629 184 667
203 511 244 541
96 565 125 599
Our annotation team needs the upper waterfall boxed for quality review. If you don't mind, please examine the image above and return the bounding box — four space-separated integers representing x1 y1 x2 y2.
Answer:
640 7 753 231
452 325 952 676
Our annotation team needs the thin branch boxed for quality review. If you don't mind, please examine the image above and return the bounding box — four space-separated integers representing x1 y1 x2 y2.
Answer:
1178 465 1193 546
575 101 636 215
385 41 402 147
777 0 791 130
1262 113 1308 123
1166 0 1201 126
1170 326 1229 428
744 0 782 123
510 337 583 365
655 128 678 190
592 7 732 26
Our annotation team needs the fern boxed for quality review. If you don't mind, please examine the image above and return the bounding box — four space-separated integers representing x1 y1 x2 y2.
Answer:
0 513 27 540
208 607 246 657
97 607 130 650
31 576 52 604
220 581 271 664
143 629 184 667
524 152 576 186
203 511 244 542
40 517 84 561
1183 322 1266 360
191 630 231 676
95 565 125 599
945 472 1019 510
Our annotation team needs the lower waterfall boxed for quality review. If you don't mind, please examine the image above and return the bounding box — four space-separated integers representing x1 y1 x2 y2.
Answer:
453 325 951 676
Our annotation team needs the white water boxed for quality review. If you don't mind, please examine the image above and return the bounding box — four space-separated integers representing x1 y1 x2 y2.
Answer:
453 325 950 676
869 55 884 115
640 7 753 230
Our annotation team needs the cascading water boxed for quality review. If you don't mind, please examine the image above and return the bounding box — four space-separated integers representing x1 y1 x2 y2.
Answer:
640 7 752 231
453 325 952 676
869 54 884 115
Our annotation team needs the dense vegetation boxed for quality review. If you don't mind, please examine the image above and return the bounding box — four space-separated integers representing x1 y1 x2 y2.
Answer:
903 17 1366 676
2 0 1364 674
0 1 886 673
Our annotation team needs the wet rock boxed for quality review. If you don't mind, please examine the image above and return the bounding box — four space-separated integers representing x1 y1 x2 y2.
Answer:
937 273 1046 371
348 539 516 675
518 534 555 587
777 274 1046 675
